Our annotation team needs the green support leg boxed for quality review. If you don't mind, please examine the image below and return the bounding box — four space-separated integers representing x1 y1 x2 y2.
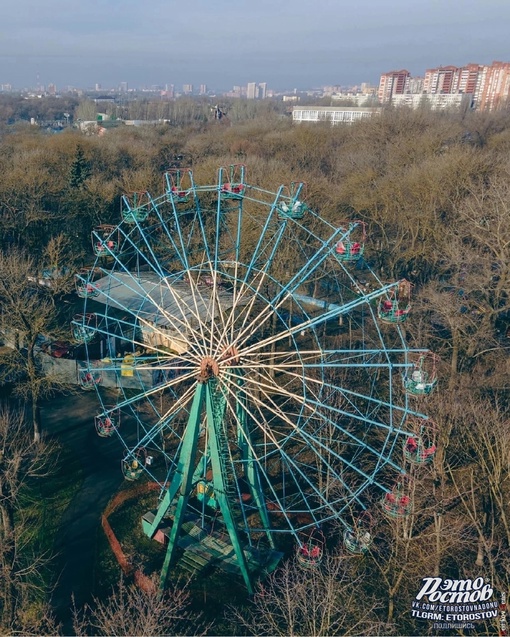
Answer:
159 383 205 590
235 375 275 549
206 382 254 594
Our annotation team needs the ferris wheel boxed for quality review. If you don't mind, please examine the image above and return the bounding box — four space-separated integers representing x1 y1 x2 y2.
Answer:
73 164 434 592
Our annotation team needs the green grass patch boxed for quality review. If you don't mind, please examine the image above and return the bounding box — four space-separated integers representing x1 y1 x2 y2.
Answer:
16 441 85 585
93 484 165 596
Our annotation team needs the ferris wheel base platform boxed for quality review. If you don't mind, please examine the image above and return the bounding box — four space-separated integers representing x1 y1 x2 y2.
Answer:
142 512 282 578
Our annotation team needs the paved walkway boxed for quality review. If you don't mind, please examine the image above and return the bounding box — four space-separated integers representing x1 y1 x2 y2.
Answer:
41 391 125 624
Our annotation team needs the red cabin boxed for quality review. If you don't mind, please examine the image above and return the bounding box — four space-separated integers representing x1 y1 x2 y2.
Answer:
333 221 367 263
378 280 412 324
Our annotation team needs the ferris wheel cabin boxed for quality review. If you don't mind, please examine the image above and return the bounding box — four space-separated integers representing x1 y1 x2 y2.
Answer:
333 221 367 263
165 168 193 204
343 512 373 554
296 528 324 568
381 480 413 519
74 267 102 299
92 225 120 258
122 449 149 481
121 191 152 223
71 313 98 344
378 280 412 324
95 408 120 438
77 361 102 390
276 182 308 220
403 419 437 465
403 352 439 396
219 164 246 200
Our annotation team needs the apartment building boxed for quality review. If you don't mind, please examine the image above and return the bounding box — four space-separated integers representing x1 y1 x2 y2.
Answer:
378 70 410 103
477 61 510 111
378 61 510 111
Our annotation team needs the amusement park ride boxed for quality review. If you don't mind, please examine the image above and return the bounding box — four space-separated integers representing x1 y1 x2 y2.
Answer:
71 164 439 593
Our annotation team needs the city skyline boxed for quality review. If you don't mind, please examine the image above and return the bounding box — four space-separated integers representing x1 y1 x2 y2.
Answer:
1 0 509 91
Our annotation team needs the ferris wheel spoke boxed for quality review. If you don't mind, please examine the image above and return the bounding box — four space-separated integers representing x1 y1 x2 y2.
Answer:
259 225 349 309
83 313 165 359
238 367 406 477
184 258 252 358
219 376 346 522
123 207 176 276
249 348 414 368
233 382 364 502
236 283 398 360
165 193 211 268
110 367 199 413
225 369 385 493
268 362 408 427
127 359 195 373
93 268 206 359
146 194 188 265
194 262 226 355
214 205 297 351
145 206 221 350
135 380 198 449
275 364 422 425
210 269 261 356
214 250 286 357
86 309 198 365
220 258 245 349
237 192 286 285
147 276 216 357
161 275 212 357
219 383 303 533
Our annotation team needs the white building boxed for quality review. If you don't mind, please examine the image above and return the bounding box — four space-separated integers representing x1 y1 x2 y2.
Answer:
390 93 473 110
292 106 380 125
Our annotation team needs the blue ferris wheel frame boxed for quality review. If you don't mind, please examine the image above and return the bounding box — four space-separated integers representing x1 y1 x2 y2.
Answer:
73 164 433 589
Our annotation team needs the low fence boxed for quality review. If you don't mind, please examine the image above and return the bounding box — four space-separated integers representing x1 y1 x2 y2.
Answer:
37 352 155 391
101 481 161 593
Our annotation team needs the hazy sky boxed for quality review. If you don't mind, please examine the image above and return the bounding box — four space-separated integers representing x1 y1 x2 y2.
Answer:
1 0 508 91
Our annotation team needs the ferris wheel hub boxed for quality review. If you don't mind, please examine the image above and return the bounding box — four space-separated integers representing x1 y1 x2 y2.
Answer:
198 356 220 382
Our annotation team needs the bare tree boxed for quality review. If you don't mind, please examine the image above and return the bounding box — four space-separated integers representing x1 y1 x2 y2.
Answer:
229 554 385 637
37 233 80 300
72 575 206 637
0 247 72 441
0 407 56 630
445 391 510 590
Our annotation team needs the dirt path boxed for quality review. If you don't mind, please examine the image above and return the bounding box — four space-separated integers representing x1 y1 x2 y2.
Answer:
41 391 125 625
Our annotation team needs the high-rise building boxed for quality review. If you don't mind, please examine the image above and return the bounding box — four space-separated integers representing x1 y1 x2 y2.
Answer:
119 81 128 92
247 82 257 99
47 83 57 95
457 64 483 95
378 70 410 103
182 84 193 95
423 66 459 94
477 61 510 111
258 82 267 99
387 60 510 110
199 84 207 95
